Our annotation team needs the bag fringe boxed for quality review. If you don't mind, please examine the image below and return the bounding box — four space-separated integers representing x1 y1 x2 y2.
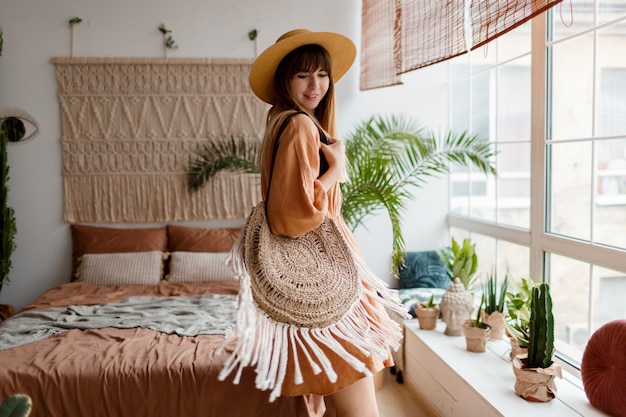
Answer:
219 226 410 402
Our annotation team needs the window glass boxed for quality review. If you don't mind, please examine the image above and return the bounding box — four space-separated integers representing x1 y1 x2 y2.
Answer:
597 22 626 138
496 142 530 228
547 141 592 241
547 253 589 358
549 253 626 358
552 0 594 41
498 21 532 61
550 34 594 141
498 59 531 142
599 0 625 24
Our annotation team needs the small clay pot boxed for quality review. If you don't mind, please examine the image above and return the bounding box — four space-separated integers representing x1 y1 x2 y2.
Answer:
462 320 491 352
414 305 439 330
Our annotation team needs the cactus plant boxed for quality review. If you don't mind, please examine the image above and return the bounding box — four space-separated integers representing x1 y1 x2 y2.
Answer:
438 236 478 290
526 283 554 369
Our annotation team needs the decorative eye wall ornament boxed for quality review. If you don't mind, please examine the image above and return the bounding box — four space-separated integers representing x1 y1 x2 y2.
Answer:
0 107 41 145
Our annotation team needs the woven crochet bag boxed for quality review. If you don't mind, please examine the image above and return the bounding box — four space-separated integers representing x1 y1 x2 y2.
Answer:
218 112 408 401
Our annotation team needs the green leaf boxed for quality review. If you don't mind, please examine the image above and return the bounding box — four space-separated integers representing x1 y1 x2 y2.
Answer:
187 135 261 191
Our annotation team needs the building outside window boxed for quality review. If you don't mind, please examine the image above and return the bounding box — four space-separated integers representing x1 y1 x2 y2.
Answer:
447 0 626 367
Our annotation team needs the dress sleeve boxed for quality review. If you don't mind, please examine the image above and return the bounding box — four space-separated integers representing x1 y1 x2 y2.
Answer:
265 114 329 238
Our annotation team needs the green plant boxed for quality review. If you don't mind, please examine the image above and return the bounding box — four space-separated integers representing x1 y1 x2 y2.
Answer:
418 293 436 309
0 127 17 294
505 276 536 348
483 271 509 315
158 23 178 50
186 113 497 275
438 236 479 290
341 115 496 274
468 293 487 328
187 135 261 191
526 282 555 369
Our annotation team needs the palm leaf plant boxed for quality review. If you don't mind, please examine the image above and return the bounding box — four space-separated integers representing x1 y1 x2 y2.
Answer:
186 113 497 275
341 115 496 274
187 135 262 191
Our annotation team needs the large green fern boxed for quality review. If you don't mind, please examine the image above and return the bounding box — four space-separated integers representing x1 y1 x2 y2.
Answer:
186 114 497 276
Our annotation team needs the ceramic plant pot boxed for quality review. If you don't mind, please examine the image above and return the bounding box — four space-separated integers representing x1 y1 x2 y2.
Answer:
512 355 562 402
462 320 491 353
414 305 439 330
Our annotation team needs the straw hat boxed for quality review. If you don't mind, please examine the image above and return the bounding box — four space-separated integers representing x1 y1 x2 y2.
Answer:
249 29 356 104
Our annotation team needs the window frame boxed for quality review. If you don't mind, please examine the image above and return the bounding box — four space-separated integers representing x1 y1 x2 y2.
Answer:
446 10 626 370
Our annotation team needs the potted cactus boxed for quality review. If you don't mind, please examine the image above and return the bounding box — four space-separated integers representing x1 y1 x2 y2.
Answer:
414 294 439 330
511 282 562 402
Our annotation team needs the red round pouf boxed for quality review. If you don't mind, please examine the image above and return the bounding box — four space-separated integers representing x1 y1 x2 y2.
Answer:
581 319 626 417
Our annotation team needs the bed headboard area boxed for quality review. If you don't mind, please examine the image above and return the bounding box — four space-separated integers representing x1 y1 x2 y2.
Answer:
51 57 268 222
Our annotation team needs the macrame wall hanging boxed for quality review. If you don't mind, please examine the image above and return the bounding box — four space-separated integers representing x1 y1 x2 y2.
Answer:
51 57 268 223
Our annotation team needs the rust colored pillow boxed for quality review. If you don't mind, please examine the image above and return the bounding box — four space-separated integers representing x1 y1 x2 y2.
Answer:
581 319 626 417
166 225 241 252
70 224 168 281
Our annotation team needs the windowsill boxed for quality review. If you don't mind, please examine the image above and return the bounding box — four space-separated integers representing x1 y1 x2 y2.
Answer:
402 320 609 417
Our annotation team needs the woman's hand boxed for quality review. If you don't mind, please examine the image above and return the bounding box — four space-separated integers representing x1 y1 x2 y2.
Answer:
319 138 346 189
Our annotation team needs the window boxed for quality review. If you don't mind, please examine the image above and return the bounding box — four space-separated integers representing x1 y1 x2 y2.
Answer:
447 0 626 368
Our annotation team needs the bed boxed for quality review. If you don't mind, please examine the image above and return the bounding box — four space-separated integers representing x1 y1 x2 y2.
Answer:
0 224 333 417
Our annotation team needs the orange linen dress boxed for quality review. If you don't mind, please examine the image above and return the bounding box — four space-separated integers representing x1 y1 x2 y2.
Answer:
261 111 397 396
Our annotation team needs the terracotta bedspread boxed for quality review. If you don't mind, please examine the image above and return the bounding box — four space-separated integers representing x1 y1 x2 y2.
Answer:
0 281 330 417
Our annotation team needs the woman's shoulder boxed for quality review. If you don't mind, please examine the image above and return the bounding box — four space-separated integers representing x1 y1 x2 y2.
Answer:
275 111 319 141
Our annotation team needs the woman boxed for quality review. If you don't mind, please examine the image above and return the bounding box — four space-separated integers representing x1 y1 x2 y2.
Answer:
220 29 407 417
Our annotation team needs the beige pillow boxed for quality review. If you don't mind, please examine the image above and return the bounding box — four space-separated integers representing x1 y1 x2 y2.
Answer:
166 252 237 283
77 251 166 286
70 224 168 281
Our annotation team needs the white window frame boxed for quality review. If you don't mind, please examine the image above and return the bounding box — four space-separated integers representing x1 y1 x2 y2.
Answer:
446 11 626 369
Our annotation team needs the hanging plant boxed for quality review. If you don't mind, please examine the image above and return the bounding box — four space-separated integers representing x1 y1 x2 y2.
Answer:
159 23 179 51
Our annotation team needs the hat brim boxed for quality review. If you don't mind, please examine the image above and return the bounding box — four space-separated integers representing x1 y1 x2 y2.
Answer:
249 30 356 105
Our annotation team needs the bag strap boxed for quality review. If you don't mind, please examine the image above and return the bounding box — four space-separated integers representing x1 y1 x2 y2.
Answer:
266 111 328 203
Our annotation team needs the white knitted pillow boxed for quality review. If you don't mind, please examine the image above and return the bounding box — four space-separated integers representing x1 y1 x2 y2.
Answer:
167 252 236 283
77 251 165 286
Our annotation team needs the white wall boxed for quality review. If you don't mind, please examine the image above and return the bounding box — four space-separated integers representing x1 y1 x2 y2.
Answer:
0 0 450 310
